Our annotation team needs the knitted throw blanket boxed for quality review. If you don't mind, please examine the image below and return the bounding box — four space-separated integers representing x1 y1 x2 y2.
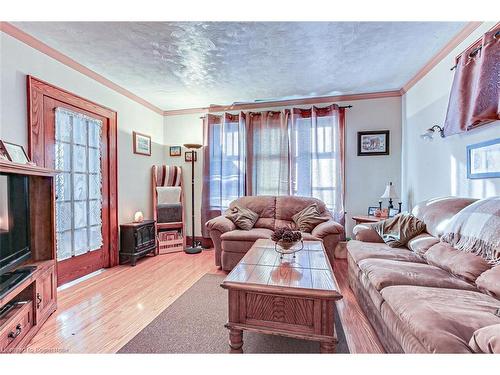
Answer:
441 196 500 265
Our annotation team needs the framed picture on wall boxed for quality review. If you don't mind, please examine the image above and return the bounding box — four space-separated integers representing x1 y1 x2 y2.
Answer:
467 138 500 179
358 130 390 156
367 206 379 216
133 131 151 156
169 146 181 157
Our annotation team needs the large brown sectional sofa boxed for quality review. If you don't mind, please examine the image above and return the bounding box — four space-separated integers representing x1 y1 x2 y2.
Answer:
348 196 500 353
206 195 344 271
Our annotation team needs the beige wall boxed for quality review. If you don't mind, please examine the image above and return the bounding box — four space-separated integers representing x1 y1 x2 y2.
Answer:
402 22 500 210
164 96 402 237
0 32 165 226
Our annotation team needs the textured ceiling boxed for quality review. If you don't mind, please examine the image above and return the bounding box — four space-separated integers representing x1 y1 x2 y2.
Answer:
12 22 467 110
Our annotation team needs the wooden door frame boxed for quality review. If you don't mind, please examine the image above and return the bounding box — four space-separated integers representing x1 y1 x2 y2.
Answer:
27 75 119 269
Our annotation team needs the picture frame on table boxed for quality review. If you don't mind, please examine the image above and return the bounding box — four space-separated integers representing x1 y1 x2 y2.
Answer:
367 206 379 216
185 151 197 162
169 146 182 157
133 131 151 156
388 208 399 217
0 140 30 164
466 138 500 179
358 130 390 156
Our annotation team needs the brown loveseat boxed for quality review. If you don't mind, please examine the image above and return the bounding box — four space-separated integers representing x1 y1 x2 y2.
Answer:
348 196 500 353
205 195 344 271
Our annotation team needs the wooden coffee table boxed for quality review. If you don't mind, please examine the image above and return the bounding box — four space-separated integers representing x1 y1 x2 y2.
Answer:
221 239 343 353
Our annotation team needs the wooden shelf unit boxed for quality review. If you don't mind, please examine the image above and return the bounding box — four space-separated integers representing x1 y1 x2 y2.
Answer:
0 161 57 353
151 166 186 255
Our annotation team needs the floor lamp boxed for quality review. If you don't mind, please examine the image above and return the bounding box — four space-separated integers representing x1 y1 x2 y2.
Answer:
183 143 203 254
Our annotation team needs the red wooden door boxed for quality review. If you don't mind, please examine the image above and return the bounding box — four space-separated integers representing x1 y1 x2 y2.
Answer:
44 98 110 285
28 76 118 287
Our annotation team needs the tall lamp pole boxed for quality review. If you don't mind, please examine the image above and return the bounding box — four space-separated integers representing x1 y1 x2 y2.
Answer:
183 143 203 254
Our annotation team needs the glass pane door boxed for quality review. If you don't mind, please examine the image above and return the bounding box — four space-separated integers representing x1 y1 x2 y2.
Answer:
54 108 103 261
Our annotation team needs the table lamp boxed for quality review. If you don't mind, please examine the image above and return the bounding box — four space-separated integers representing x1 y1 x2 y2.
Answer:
380 182 398 210
183 143 203 254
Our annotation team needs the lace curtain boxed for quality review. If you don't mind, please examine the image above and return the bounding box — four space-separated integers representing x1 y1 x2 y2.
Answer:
55 107 103 260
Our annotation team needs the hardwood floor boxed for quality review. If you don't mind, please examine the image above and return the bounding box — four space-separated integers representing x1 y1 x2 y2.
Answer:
27 250 383 353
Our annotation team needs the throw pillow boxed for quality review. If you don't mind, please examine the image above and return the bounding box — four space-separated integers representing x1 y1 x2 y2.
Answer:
225 204 259 230
372 213 426 248
441 196 500 265
291 204 329 233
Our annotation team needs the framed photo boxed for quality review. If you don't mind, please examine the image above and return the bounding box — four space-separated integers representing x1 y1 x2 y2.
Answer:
0 140 30 164
389 208 399 218
358 130 390 156
367 206 379 216
185 151 197 162
467 138 500 179
169 146 181 157
133 131 151 156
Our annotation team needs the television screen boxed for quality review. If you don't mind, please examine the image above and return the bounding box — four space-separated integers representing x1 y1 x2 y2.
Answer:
0 174 30 275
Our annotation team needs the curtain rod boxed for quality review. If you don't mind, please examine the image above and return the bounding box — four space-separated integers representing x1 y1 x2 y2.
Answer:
199 105 353 119
450 29 499 70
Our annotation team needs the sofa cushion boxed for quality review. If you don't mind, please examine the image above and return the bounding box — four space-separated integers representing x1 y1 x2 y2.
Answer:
469 324 500 353
411 197 477 238
358 258 476 292
359 271 386 311
225 204 259 230
476 266 500 299
407 233 439 256
301 232 322 241
425 242 491 283
291 203 329 233
221 228 273 242
372 213 426 248
381 286 500 353
230 196 276 230
276 196 329 222
347 240 426 264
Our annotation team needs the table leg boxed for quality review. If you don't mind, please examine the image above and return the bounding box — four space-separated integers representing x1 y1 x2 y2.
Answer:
229 329 243 353
320 341 336 354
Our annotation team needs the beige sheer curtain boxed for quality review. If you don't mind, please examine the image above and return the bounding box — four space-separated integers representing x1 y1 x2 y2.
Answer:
246 111 290 196
201 113 246 238
444 27 499 136
289 105 345 224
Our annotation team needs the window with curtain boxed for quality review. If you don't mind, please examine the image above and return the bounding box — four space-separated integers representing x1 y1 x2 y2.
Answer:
201 105 345 237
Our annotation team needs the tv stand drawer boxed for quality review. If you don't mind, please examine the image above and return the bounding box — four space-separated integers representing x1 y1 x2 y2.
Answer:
0 301 33 352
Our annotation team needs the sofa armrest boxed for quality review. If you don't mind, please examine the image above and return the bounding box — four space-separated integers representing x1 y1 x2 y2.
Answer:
311 219 344 238
205 216 237 234
469 324 500 354
352 224 384 243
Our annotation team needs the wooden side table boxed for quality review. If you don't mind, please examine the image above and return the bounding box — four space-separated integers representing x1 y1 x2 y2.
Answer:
352 215 385 226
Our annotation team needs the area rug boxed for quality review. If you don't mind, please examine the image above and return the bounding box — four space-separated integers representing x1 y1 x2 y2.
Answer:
118 274 349 353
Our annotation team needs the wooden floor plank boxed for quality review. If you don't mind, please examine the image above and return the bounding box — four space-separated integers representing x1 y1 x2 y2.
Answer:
26 250 383 354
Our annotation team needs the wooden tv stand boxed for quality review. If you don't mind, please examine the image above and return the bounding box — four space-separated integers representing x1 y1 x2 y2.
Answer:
0 160 57 353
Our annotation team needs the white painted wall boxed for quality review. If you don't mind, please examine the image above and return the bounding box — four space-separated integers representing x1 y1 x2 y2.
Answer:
164 96 402 237
0 32 165 226
402 22 500 210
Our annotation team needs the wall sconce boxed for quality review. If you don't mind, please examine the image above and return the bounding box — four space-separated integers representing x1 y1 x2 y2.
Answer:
420 125 445 141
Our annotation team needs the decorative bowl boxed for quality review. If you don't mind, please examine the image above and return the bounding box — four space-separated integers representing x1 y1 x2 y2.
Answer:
274 240 304 258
